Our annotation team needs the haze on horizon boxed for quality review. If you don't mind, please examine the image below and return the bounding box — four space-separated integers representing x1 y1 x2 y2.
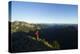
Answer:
10 1 78 24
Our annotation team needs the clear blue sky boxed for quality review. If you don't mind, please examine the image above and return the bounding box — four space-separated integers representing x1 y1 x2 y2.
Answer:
10 1 78 24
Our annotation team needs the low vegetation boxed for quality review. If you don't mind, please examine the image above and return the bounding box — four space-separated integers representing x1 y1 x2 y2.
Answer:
10 21 60 51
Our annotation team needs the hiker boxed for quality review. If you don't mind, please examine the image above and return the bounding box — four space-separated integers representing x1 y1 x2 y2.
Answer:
35 30 39 40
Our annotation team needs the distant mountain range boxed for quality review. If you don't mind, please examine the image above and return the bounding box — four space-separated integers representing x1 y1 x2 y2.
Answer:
10 21 77 33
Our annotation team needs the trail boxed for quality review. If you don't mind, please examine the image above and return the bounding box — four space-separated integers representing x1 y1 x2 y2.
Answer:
27 36 60 49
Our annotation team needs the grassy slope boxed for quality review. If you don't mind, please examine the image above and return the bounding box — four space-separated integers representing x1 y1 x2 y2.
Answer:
27 36 60 49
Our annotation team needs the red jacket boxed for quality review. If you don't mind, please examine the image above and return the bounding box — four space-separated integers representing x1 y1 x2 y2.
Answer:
35 31 39 40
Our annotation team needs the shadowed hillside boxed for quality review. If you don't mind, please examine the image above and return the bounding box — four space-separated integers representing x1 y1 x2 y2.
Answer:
9 21 78 53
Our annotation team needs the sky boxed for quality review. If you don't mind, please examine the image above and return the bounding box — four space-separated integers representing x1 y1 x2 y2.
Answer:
10 1 78 24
